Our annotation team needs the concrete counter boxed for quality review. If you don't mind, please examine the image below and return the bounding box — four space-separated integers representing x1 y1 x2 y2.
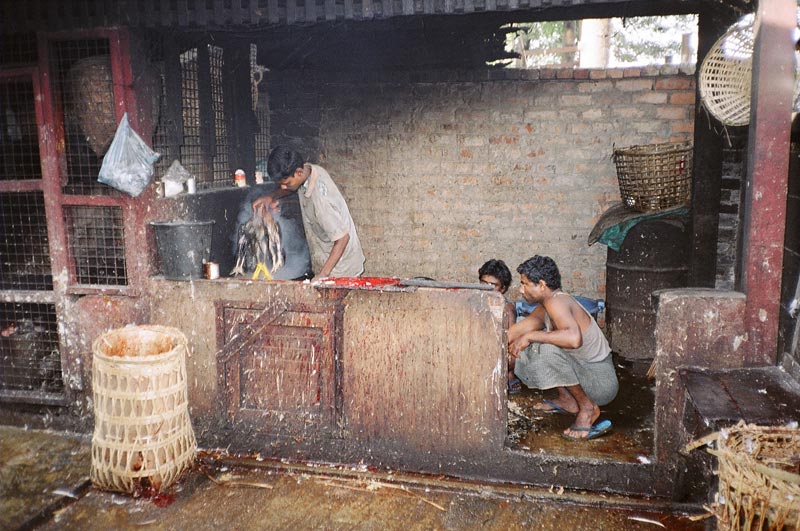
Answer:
148 277 508 468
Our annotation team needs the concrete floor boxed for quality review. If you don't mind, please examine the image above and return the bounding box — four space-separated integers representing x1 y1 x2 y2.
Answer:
508 356 654 462
1 425 710 531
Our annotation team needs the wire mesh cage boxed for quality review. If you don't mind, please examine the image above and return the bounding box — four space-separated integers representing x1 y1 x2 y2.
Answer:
0 32 38 67
67 55 117 156
0 302 63 395
0 76 42 180
0 192 52 290
612 141 693 212
51 38 118 196
64 205 128 286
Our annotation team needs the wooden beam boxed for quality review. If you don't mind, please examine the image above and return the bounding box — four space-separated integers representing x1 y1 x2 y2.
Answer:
739 0 796 365
689 7 738 287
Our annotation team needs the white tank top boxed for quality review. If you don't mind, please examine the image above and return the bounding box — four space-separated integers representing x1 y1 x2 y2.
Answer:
544 292 611 363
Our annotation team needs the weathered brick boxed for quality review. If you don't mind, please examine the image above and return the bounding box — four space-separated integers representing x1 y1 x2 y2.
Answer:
635 92 668 105
615 78 654 92
671 121 694 134
657 106 687 120
578 80 614 93
560 94 593 106
654 76 694 90
669 91 696 105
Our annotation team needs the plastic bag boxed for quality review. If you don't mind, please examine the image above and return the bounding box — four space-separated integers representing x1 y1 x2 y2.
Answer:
98 113 160 197
162 160 193 197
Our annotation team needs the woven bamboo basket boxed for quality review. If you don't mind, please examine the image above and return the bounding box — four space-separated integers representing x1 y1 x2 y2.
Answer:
67 55 117 155
700 17 800 127
91 325 196 495
612 141 693 212
699 20 754 127
685 421 800 531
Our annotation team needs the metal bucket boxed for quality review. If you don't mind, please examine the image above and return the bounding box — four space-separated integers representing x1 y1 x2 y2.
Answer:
151 220 214 280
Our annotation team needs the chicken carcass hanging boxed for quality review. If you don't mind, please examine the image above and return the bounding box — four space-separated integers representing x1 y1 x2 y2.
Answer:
231 202 284 278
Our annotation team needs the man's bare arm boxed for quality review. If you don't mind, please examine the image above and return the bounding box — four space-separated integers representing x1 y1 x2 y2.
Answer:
316 233 349 278
508 298 582 356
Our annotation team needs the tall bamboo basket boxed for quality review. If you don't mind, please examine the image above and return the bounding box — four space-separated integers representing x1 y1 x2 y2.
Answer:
91 325 196 495
685 421 800 531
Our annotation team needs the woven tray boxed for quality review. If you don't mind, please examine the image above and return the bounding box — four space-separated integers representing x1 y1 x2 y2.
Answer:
612 141 693 213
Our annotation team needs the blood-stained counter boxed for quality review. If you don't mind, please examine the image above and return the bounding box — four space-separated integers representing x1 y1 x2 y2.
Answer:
147 277 508 471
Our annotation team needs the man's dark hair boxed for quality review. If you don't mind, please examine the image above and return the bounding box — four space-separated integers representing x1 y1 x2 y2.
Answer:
479 259 512 291
267 145 305 182
517 255 562 290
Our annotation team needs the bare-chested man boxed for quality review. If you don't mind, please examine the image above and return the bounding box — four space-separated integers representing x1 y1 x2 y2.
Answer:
508 255 618 441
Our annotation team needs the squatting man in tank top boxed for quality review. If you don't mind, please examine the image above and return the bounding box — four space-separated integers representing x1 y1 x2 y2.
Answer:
507 255 618 441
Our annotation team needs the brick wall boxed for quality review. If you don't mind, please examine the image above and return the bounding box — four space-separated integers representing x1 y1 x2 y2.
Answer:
716 128 746 290
269 66 695 299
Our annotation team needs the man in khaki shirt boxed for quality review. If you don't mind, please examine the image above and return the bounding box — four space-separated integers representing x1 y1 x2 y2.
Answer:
255 145 365 278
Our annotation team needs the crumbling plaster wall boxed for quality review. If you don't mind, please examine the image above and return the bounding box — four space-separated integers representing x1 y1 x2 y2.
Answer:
268 66 695 299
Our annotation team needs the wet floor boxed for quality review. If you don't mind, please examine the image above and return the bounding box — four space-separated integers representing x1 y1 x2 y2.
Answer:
508 356 655 462
0 426 92 531
2 359 704 530
0 424 707 531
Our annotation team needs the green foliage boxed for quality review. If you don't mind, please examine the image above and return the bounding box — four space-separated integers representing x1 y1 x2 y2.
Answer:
611 15 698 65
503 15 698 67
505 21 579 67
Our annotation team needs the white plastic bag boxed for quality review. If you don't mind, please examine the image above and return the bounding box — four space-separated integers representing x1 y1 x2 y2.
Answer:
163 159 193 197
98 113 160 197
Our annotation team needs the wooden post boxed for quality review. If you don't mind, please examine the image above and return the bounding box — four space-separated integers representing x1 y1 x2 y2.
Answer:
739 0 796 365
689 7 738 288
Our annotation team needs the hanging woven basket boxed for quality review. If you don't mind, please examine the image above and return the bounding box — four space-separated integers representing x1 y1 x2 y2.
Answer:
700 16 800 127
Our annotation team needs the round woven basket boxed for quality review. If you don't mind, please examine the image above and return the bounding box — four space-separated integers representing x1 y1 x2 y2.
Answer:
67 55 117 155
700 16 800 126
91 325 196 495
699 20 754 127
686 421 800 531
612 141 693 213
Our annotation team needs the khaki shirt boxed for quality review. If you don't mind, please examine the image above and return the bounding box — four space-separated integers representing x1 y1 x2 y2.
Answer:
299 164 365 277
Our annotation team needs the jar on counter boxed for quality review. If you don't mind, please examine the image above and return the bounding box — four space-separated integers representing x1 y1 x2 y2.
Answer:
234 169 247 187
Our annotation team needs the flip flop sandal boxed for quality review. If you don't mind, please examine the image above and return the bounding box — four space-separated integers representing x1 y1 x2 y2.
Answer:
508 377 523 395
531 399 572 414
561 419 613 441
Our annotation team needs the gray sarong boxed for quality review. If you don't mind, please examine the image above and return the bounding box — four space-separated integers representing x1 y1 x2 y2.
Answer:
514 343 619 406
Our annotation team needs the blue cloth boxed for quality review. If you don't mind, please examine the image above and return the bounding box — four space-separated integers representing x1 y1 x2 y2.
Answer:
516 296 605 320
